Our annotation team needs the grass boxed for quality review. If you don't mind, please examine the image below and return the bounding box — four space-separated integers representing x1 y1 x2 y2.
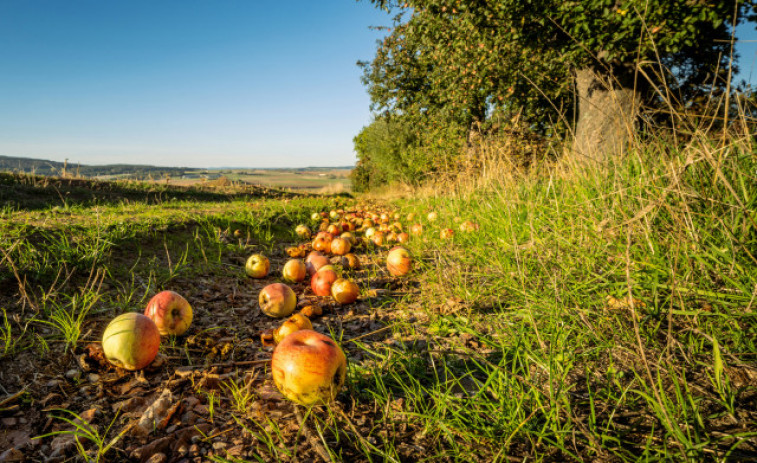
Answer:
1 131 756 461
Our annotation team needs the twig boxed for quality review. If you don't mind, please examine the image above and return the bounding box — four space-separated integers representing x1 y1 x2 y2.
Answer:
0 385 30 409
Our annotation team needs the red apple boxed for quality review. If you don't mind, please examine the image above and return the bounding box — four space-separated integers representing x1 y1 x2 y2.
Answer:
245 254 270 279
273 313 313 344
410 223 423 236
387 246 413 277
144 290 193 336
271 330 347 406
102 313 160 370
282 259 307 283
327 224 341 236
440 228 454 239
306 251 330 276
397 232 409 244
259 283 297 318
312 232 333 254
330 237 351 256
331 278 360 305
311 265 338 297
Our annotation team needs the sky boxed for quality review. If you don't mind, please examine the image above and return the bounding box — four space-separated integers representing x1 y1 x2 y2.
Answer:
0 2 755 169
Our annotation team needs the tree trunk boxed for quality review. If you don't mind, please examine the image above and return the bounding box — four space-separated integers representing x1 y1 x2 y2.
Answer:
572 67 640 163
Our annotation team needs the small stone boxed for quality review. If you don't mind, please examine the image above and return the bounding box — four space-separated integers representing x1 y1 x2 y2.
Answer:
188 444 200 456
1 417 18 427
88 373 100 383
65 369 80 380
212 441 227 451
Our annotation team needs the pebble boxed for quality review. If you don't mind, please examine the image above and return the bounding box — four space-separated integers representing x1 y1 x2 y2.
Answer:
88 373 100 383
64 369 80 380
145 453 167 463
212 441 227 451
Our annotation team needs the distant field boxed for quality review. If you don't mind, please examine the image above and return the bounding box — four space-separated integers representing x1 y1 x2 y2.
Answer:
101 167 352 193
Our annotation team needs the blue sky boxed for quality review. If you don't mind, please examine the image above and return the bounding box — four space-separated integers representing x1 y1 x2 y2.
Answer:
0 2 755 169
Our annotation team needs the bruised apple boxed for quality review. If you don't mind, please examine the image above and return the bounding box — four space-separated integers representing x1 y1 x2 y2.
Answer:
331 278 360 305
330 237 351 256
271 330 347 406
311 265 338 297
312 232 333 254
245 254 270 278
259 283 297 318
306 251 330 276
144 290 193 336
102 313 161 370
387 246 413 277
282 259 307 283
340 253 361 270
410 223 423 236
273 313 313 344
295 224 312 239
440 228 455 239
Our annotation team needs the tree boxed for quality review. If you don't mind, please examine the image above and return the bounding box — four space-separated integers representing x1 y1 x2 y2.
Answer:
361 0 756 163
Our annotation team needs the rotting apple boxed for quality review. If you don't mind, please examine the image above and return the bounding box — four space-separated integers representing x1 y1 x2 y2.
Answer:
271 329 347 406
300 304 323 318
273 313 313 344
459 220 479 233
397 232 409 244
282 259 307 283
311 265 338 297
410 223 423 236
331 278 360 305
144 290 193 336
440 228 455 239
295 224 312 240
330 237 351 256
306 251 330 276
102 313 161 371
387 246 413 277
312 232 333 254
259 283 297 318
245 254 270 279
340 253 361 270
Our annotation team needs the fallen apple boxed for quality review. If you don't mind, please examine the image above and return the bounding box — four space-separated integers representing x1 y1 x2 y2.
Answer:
331 278 360 305
259 283 297 318
271 329 347 406
306 251 330 276
102 313 161 370
387 246 413 277
295 224 312 240
427 211 438 222
282 259 307 283
397 232 409 244
301 304 323 318
410 223 423 236
330 237 351 256
340 253 361 270
245 254 270 279
440 228 455 239
311 265 338 297
273 313 313 344
312 232 333 254
144 290 193 336
459 220 479 233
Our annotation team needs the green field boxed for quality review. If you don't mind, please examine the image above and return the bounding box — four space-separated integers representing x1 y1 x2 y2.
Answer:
0 141 756 462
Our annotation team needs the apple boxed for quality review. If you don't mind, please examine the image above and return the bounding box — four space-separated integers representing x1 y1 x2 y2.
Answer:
427 211 438 222
286 246 307 258
318 221 329 232
440 228 455 239
102 313 161 371
331 278 360 304
311 265 338 297
410 223 423 236
364 227 376 239
387 246 413 277
341 253 361 270
340 232 356 245
330 237 351 256
271 330 347 406
372 232 385 247
306 251 330 276
407 213 416 222
327 224 341 236
460 220 479 233
273 313 313 344
397 232 409 244
301 304 323 318
259 283 297 318
245 254 270 279
312 232 333 254
233 229 244 238
329 210 341 220
282 259 307 283
295 224 312 239
144 290 193 336
311 212 321 221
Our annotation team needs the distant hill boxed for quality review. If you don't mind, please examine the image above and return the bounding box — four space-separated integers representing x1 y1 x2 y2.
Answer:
0 155 191 179
0 155 353 180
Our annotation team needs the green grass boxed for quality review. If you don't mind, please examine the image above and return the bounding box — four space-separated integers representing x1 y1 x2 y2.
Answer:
1 137 756 461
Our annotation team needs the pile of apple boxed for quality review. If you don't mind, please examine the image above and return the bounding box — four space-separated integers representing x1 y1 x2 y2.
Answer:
99 205 475 408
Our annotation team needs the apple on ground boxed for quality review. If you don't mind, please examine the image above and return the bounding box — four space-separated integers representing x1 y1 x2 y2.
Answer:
460 220 479 232
301 304 323 318
330 237 351 256
245 254 270 278
410 223 423 236
340 253 361 270
259 283 297 318
312 232 333 254
295 224 312 239
407 213 416 222
372 232 385 247
331 278 360 305
102 313 161 370
427 211 438 222
271 329 347 406
327 224 341 236
306 251 330 276
387 246 413 277
144 290 193 336
440 228 455 239
273 313 313 344
311 212 321 221
282 259 307 283
364 227 377 239
311 265 338 297
397 232 409 244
